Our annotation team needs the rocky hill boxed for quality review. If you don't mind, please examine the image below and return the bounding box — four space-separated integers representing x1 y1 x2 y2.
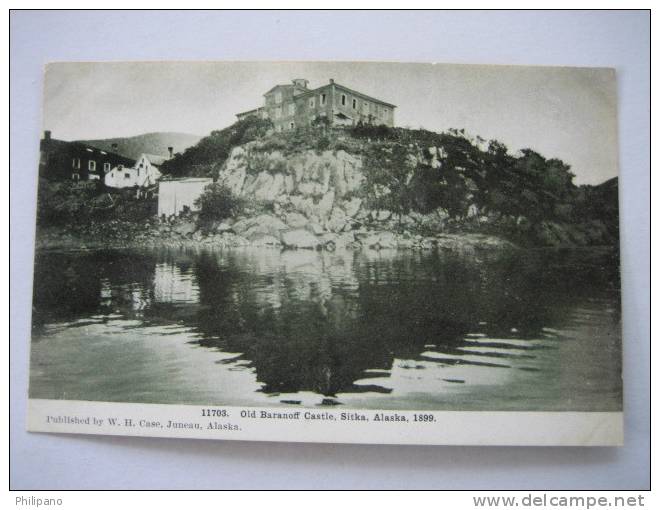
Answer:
39 118 618 251
174 118 619 249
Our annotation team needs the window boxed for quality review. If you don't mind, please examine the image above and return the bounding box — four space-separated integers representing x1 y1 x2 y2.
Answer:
320 93 326 106
363 101 368 111
288 103 295 116
341 94 346 106
124 173 131 179
275 92 282 103
309 97 315 108
352 98 357 109
88 160 96 171
72 158 81 169
103 162 111 172
274 106 281 119
71 173 80 181
289 122 295 130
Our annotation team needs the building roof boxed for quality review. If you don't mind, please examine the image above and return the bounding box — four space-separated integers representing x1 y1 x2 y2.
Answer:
262 80 396 108
40 137 136 164
236 106 265 117
263 83 309 97
159 177 213 183
142 153 168 166
303 81 397 108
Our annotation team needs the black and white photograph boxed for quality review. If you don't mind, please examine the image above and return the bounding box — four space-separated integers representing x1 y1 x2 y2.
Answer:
24 60 624 445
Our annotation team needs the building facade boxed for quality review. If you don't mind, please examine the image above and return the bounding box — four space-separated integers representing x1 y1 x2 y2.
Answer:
39 131 135 182
157 178 213 218
236 79 396 131
105 153 164 189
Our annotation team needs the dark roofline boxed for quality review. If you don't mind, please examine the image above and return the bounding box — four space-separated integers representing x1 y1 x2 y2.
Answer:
296 82 397 108
42 137 136 163
262 83 309 97
263 84 287 95
236 106 265 117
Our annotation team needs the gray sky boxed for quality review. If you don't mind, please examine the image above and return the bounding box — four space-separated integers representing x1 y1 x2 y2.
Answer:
43 61 618 185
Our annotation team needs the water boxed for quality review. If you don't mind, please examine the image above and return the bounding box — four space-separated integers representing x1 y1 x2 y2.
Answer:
29 246 622 411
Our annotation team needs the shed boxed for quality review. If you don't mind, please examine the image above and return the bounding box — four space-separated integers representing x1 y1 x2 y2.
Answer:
157 178 213 218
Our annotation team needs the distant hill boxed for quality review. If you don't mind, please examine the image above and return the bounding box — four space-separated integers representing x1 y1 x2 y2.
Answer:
77 132 203 161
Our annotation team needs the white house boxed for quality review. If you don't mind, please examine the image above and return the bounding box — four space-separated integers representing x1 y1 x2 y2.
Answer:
157 178 213 218
105 153 164 189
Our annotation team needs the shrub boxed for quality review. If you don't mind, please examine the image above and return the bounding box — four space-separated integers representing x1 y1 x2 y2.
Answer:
311 116 331 129
36 179 158 226
194 183 245 227
161 116 273 178
316 136 331 152
350 122 395 140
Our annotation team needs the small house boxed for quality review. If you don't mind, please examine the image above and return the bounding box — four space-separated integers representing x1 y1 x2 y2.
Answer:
105 153 163 189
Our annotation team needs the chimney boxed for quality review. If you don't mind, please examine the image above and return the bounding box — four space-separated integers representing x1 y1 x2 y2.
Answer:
292 78 309 88
44 130 51 141
111 143 118 152
329 78 334 84
168 146 174 159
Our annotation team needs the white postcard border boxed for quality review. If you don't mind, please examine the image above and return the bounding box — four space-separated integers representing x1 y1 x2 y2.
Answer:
27 399 623 446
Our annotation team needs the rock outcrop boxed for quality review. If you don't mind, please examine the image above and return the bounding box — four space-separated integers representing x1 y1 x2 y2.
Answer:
196 142 518 253
218 145 365 231
281 229 321 249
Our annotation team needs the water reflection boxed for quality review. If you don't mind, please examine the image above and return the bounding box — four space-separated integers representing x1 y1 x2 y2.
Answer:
30 246 622 411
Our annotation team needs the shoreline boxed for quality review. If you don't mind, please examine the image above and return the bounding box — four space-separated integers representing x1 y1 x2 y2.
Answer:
33 223 618 256
35 223 520 254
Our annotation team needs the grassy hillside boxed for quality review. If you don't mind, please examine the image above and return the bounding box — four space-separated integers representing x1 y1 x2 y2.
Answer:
78 132 202 160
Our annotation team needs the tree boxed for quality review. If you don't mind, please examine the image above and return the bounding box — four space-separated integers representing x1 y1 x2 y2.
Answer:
194 183 245 229
362 143 416 228
161 116 272 178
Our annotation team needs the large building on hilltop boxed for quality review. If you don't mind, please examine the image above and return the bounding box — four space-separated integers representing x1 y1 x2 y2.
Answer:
236 78 396 131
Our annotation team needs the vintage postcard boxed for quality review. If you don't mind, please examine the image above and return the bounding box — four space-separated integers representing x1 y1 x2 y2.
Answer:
27 61 622 445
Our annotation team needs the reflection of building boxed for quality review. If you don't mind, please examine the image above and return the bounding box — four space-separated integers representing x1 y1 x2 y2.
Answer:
39 130 135 182
153 263 200 303
157 177 213 217
105 153 164 189
236 78 396 132
98 279 151 313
